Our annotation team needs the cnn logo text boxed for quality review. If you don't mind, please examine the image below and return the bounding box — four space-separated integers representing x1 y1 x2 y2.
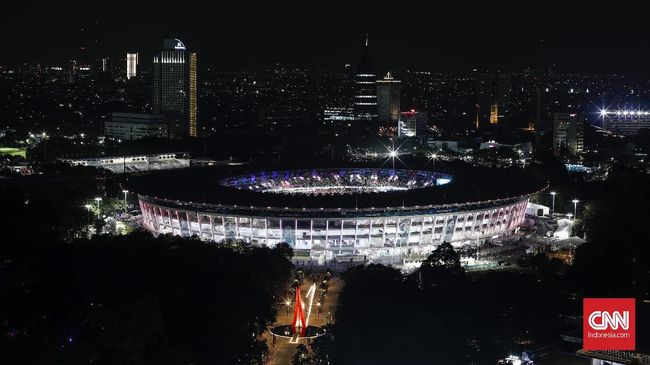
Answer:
583 298 635 350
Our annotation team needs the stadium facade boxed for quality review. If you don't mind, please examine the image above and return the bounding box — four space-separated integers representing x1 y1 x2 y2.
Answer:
130 167 545 265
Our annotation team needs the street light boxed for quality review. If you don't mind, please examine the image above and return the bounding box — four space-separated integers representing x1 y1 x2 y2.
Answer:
388 142 398 169
550 191 557 216
284 299 291 315
430 153 437 169
122 190 129 214
84 204 92 226
572 199 579 219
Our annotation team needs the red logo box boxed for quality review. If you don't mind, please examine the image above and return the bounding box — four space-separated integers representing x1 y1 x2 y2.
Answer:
583 298 635 350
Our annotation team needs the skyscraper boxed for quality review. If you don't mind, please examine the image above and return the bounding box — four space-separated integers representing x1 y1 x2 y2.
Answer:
126 53 138 80
398 110 428 138
376 72 401 124
101 57 111 72
496 73 512 122
475 72 511 126
353 35 377 121
188 53 197 137
553 113 584 156
152 39 198 138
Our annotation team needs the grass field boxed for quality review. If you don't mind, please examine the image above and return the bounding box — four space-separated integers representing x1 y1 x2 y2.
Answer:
0 147 27 158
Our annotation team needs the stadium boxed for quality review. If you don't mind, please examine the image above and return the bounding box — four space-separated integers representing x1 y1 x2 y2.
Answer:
126 166 546 265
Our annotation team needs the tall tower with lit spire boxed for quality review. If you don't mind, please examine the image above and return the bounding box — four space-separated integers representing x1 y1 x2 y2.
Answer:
353 35 378 121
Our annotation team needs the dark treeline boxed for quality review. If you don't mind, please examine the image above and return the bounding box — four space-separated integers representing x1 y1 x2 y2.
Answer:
0 231 293 364
305 244 568 365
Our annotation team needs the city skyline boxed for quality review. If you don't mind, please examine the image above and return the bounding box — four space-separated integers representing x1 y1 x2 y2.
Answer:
4 1 650 74
3 3 650 364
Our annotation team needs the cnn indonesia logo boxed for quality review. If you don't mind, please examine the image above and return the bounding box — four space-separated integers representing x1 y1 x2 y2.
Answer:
583 298 635 350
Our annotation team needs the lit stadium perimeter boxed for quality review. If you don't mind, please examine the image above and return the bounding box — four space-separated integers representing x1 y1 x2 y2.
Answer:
129 167 546 265
598 108 650 135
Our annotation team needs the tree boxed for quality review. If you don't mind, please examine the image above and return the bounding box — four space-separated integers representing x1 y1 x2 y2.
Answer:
275 241 294 259
292 344 310 365
417 241 465 288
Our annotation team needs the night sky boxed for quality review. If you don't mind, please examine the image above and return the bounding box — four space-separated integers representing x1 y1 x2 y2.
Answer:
4 0 649 74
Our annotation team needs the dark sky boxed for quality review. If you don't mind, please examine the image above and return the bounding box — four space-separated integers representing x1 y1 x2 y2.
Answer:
4 0 649 74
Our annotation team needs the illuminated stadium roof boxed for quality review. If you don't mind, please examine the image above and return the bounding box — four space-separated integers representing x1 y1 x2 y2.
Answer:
220 169 452 196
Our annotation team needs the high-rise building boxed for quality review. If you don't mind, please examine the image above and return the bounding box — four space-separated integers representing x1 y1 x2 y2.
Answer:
553 113 584 156
101 57 112 72
152 39 198 138
398 110 428 138
475 72 511 126
489 104 499 124
496 73 511 121
376 72 401 124
126 53 138 80
353 35 377 121
188 52 198 137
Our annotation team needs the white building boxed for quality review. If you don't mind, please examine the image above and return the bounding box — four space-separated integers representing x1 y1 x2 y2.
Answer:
60 153 190 174
426 140 473 154
526 202 550 217
126 53 138 79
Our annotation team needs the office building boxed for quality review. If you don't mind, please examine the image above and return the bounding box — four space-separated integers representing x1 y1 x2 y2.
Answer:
126 53 138 79
188 52 198 137
105 113 168 140
376 72 401 124
475 72 511 126
152 39 198 138
324 107 355 122
553 113 584 156
101 57 112 72
398 110 428 138
496 73 511 120
353 35 377 121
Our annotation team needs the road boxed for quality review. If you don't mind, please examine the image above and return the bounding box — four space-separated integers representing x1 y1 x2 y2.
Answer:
266 277 342 365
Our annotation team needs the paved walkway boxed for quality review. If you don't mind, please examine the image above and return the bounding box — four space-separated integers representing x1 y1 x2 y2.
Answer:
266 277 342 365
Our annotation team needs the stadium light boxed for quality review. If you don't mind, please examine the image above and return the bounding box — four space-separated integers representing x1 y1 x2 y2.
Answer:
599 109 608 117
